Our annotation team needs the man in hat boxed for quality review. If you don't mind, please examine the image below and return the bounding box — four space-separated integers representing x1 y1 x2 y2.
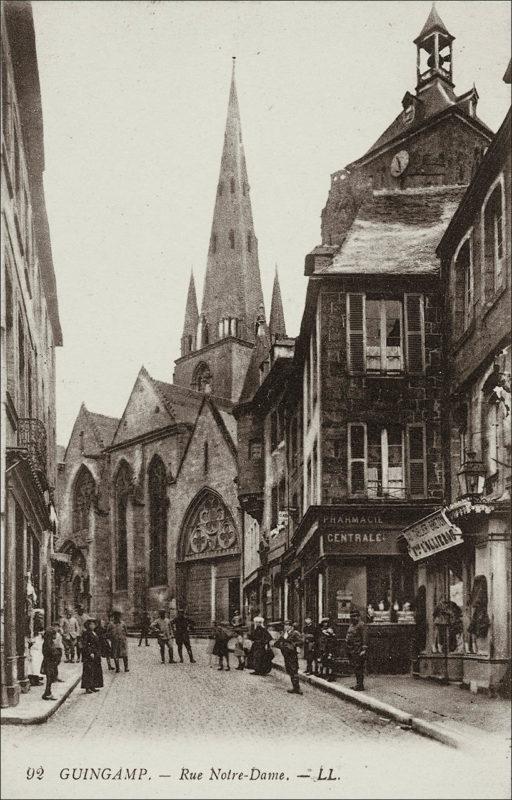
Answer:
171 608 196 663
61 608 79 663
303 616 319 675
345 608 368 691
273 620 303 695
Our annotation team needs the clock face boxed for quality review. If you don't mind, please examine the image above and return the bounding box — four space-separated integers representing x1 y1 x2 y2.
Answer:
390 150 410 177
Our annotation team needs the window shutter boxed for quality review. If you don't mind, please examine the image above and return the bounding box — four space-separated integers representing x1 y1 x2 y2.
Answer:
407 424 426 497
404 294 424 373
348 423 366 494
347 294 365 373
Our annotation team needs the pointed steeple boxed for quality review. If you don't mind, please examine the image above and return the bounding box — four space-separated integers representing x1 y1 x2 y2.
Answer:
199 60 265 347
269 267 287 340
414 3 455 91
181 271 199 356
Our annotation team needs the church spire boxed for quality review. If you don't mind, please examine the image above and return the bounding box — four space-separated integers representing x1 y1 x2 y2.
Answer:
198 61 265 348
269 266 287 340
180 270 199 356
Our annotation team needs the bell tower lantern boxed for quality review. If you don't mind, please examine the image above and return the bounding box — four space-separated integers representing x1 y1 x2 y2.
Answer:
414 4 454 91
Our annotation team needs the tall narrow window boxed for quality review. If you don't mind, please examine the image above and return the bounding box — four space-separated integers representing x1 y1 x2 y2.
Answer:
484 182 505 298
115 462 131 590
229 229 235 249
211 233 217 254
350 424 406 497
407 424 427 498
148 456 168 587
230 177 235 194
73 466 95 532
203 441 209 473
347 294 365 373
247 231 252 252
454 238 473 336
365 299 403 373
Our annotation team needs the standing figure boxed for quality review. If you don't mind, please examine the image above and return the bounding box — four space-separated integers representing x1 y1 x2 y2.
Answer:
61 608 79 663
172 608 196 663
75 605 90 662
231 610 242 627
40 623 60 700
81 618 104 694
97 617 115 670
303 616 319 675
212 621 231 671
152 610 174 664
53 621 65 682
233 628 246 670
248 616 273 676
108 610 129 672
138 610 151 647
318 619 337 682
274 620 304 695
345 608 368 691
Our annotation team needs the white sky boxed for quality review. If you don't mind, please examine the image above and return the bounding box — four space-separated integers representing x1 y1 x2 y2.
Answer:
31 0 511 445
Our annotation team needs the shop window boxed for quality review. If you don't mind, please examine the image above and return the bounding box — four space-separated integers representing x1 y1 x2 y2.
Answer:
454 236 473 336
367 560 414 617
148 455 168 587
249 440 262 460
483 180 505 298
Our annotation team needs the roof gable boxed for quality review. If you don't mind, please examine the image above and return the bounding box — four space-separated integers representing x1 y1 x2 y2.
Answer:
111 367 176 446
177 396 237 481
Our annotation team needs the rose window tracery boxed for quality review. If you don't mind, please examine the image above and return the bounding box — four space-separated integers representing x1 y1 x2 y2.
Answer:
183 492 238 559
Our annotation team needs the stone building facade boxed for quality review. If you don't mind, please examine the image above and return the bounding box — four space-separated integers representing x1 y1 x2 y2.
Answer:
1 1 63 707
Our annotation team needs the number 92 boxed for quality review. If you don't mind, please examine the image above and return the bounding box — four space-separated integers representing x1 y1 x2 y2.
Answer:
26 766 44 780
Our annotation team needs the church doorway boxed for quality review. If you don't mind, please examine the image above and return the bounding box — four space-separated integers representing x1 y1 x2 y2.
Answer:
177 489 241 629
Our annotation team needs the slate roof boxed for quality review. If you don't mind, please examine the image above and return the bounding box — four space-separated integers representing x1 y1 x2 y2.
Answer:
88 411 120 449
320 185 467 276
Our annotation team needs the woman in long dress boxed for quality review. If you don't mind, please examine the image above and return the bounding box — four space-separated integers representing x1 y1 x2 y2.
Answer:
81 619 104 694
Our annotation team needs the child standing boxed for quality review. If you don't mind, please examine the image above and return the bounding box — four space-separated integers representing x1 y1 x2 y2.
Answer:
212 622 230 671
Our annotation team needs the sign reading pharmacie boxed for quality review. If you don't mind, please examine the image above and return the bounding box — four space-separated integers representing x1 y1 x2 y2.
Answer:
402 509 463 561
320 508 420 555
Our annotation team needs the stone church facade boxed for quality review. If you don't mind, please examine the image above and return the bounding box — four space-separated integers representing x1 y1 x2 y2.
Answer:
55 64 286 628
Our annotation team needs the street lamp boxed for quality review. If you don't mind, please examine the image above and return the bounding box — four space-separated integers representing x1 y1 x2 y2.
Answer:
457 452 486 499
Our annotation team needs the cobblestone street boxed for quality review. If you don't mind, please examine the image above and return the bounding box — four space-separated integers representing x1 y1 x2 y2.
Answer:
2 640 509 800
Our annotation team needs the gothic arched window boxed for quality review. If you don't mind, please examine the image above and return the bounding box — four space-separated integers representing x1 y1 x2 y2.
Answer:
114 462 131 590
148 456 168 587
72 466 95 532
192 361 212 393
229 229 235 249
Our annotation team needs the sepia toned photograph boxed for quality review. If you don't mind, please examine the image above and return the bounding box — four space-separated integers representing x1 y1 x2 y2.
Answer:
0 1 511 798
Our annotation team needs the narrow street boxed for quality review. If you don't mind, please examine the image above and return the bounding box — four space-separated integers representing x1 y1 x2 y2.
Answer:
2 640 508 800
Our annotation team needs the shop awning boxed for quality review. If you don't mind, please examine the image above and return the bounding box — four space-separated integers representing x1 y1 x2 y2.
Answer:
402 508 463 561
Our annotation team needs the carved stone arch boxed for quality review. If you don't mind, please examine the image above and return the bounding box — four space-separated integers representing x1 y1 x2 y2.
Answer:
72 464 96 533
177 487 239 562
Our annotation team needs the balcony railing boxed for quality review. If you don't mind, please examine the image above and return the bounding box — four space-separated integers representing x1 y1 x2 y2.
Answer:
17 418 47 477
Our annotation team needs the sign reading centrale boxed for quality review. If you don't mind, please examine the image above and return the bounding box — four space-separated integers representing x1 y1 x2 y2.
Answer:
402 509 462 561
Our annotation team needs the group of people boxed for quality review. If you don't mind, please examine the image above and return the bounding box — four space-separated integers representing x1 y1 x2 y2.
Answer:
141 608 196 664
40 608 129 700
208 607 368 695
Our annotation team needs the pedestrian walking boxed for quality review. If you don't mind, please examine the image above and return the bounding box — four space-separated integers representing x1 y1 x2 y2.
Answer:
171 608 196 663
61 608 79 663
151 610 175 664
345 608 368 691
138 610 151 647
108 610 129 672
273 620 304 695
75 605 90 662
212 621 231 671
248 616 273 676
81 618 104 694
318 618 336 682
40 623 60 700
97 617 115 670
303 616 319 675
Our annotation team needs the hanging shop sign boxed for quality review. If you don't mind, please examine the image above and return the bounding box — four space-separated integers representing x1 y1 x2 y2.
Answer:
402 509 463 561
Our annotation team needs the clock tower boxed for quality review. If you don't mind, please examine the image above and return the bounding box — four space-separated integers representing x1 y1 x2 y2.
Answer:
320 4 494 248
